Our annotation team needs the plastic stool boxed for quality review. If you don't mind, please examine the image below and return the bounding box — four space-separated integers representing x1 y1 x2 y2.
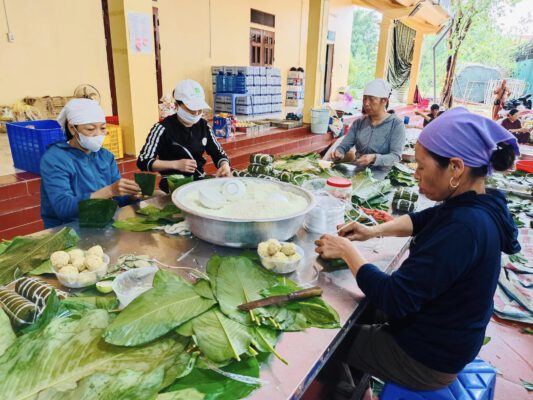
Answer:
380 358 496 400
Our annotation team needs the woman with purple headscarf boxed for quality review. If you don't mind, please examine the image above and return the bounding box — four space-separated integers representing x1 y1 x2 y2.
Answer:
315 108 521 390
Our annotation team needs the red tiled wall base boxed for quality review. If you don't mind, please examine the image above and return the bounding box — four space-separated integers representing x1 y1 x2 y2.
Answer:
0 126 335 240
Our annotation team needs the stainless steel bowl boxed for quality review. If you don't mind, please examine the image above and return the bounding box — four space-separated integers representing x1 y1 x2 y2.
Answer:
172 177 316 248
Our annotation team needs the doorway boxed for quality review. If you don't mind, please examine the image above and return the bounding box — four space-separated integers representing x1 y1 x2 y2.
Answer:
153 7 163 101
324 43 335 102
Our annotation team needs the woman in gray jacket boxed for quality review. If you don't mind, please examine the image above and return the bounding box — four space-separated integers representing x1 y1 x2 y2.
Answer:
333 79 406 171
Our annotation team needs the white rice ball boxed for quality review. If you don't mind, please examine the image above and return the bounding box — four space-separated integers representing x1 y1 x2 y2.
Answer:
71 257 86 272
258 242 270 258
271 251 288 262
288 253 301 262
85 254 103 272
281 243 297 257
78 271 95 286
68 249 85 261
266 239 281 256
58 265 79 276
86 245 104 258
50 251 70 268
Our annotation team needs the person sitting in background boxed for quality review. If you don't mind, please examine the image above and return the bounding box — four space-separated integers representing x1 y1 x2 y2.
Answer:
501 109 532 144
137 79 231 193
492 79 511 121
331 79 405 170
316 107 520 391
40 99 141 228
416 104 444 127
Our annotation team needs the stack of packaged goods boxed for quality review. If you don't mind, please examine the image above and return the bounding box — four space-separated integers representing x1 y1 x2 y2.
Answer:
211 66 282 116
286 68 305 109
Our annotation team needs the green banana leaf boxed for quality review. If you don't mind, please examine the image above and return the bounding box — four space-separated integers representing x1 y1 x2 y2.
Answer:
157 388 205 400
138 204 183 223
0 227 79 286
104 281 216 346
164 357 260 400
211 257 279 325
79 199 118 228
0 308 16 357
113 217 160 232
0 308 188 399
135 173 157 196
28 259 53 275
167 175 194 194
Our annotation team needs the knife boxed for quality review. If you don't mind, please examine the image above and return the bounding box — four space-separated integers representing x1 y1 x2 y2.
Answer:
237 286 323 311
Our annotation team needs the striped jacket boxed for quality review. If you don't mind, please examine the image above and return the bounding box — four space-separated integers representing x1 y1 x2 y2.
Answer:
137 114 229 188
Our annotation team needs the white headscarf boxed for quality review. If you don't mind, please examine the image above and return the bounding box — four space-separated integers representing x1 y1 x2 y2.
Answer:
57 99 106 130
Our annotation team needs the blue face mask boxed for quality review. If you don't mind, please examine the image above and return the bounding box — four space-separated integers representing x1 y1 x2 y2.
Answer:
75 128 105 152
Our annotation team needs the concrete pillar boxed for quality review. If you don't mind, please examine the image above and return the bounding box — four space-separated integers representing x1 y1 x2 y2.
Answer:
374 16 393 79
407 30 424 105
303 0 330 123
108 0 159 155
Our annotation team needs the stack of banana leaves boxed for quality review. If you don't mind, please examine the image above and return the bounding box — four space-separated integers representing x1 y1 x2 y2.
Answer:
0 254 340 400
386 163 417 187
350 169 393 211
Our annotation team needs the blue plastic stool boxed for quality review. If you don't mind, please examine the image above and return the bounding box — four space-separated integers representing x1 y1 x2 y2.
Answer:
380 358 496 400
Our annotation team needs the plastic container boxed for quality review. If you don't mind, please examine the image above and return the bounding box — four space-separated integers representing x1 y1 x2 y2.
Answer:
53 254 110 289
403 115 410 125
6 120 66 174
112 266 158 308
325 177 352 201
225 72 235 93
103 124 124 159
259 242 304 274
311 108 330 134
216 71 226 93
304 195 346 234
106 116 119 125
235 72 247 94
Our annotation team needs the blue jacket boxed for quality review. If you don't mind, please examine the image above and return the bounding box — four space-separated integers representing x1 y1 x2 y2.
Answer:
357 190 520 373
40 142 121 228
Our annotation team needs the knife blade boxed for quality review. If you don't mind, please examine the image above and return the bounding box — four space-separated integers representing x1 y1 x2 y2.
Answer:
237 286 323 311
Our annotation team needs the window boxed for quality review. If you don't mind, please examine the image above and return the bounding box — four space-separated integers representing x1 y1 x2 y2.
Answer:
251 9 275 28
249 29 275 66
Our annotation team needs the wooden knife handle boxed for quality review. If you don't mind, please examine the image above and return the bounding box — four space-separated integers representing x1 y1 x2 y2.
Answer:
287 286 323 300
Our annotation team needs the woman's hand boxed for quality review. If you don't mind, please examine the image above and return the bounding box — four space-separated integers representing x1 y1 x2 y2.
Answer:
315 234 353 259
216 161 232 177
173 159 197 174
331 149 344 162
338 221 376 241
355 154 376 167
111 178 142 197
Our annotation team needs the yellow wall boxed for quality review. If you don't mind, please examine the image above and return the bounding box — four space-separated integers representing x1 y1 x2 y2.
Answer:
328 0 353 100
155 0 309 106
0 0 112 114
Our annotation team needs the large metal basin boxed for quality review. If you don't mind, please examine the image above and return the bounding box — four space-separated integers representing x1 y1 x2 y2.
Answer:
172 177 316 248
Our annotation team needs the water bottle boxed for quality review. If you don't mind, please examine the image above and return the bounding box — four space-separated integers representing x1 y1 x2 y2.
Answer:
235 72 246 94
225 72 235 93
216 71 226 93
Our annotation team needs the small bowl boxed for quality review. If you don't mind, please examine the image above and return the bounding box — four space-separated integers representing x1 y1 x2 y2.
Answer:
258 242 304 274
53 254 110 289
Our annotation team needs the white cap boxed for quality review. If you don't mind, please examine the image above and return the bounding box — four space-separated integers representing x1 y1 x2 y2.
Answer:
173 79 210 111
363 79 392 98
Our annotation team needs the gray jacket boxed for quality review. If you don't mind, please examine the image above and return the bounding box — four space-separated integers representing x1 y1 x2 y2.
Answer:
336 115 406 168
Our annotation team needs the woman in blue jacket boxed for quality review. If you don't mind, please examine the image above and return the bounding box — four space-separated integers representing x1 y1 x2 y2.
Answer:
316 107 521 390
40 99 141 228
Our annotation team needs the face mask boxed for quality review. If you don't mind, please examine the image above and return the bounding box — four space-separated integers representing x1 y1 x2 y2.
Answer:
75 128 105 152
177 105 202 126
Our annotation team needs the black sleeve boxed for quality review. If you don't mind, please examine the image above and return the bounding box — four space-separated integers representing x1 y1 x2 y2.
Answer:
137 123 165 171
205 124 229 168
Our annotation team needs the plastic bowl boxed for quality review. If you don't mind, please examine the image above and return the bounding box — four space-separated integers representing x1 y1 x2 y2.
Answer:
112 266 158 308
258 242 304 274
53 254 110 289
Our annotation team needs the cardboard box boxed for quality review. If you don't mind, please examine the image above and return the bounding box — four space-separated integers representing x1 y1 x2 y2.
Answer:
288 71 305 79
236 105 253 115
259 86 267 95
253 76 262 86
287 84 303 93
215 102 225 112
265 95 272 104
245 76 254 85
287 77 305 86
236 96 253 106
271 67 281 77
286 99 304 107
286 91 304 100
258 66 267 76
215 95 231 104
260 76 267 86
266 77 274 86
265 104 272 113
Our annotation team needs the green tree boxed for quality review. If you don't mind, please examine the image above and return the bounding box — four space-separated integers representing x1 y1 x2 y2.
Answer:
348 8 381 90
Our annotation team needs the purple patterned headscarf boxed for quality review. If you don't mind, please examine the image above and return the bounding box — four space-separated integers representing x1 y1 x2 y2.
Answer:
418 107 519 172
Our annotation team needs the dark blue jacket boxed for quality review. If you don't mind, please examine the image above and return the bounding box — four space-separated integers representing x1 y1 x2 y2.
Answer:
357 190 520 373
40 142 121 228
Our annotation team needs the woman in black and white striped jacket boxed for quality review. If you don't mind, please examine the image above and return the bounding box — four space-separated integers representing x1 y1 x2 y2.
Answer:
137 79 231 192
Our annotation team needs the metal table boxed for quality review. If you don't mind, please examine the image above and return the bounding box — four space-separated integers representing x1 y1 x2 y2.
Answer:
53 194 421 400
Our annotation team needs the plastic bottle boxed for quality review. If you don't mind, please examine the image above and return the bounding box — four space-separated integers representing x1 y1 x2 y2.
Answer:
225 72 235 93
235 72 246 94
216 71 226 93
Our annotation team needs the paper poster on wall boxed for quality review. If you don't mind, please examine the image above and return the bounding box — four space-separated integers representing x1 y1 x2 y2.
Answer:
128 12 152 54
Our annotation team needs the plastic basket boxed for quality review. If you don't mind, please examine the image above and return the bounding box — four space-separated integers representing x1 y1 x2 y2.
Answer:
103 124 124 159
6 120 65 174
311 108 330 134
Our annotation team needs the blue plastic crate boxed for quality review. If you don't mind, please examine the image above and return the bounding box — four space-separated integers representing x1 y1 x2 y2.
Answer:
6 120 65 174
381 359 496 400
